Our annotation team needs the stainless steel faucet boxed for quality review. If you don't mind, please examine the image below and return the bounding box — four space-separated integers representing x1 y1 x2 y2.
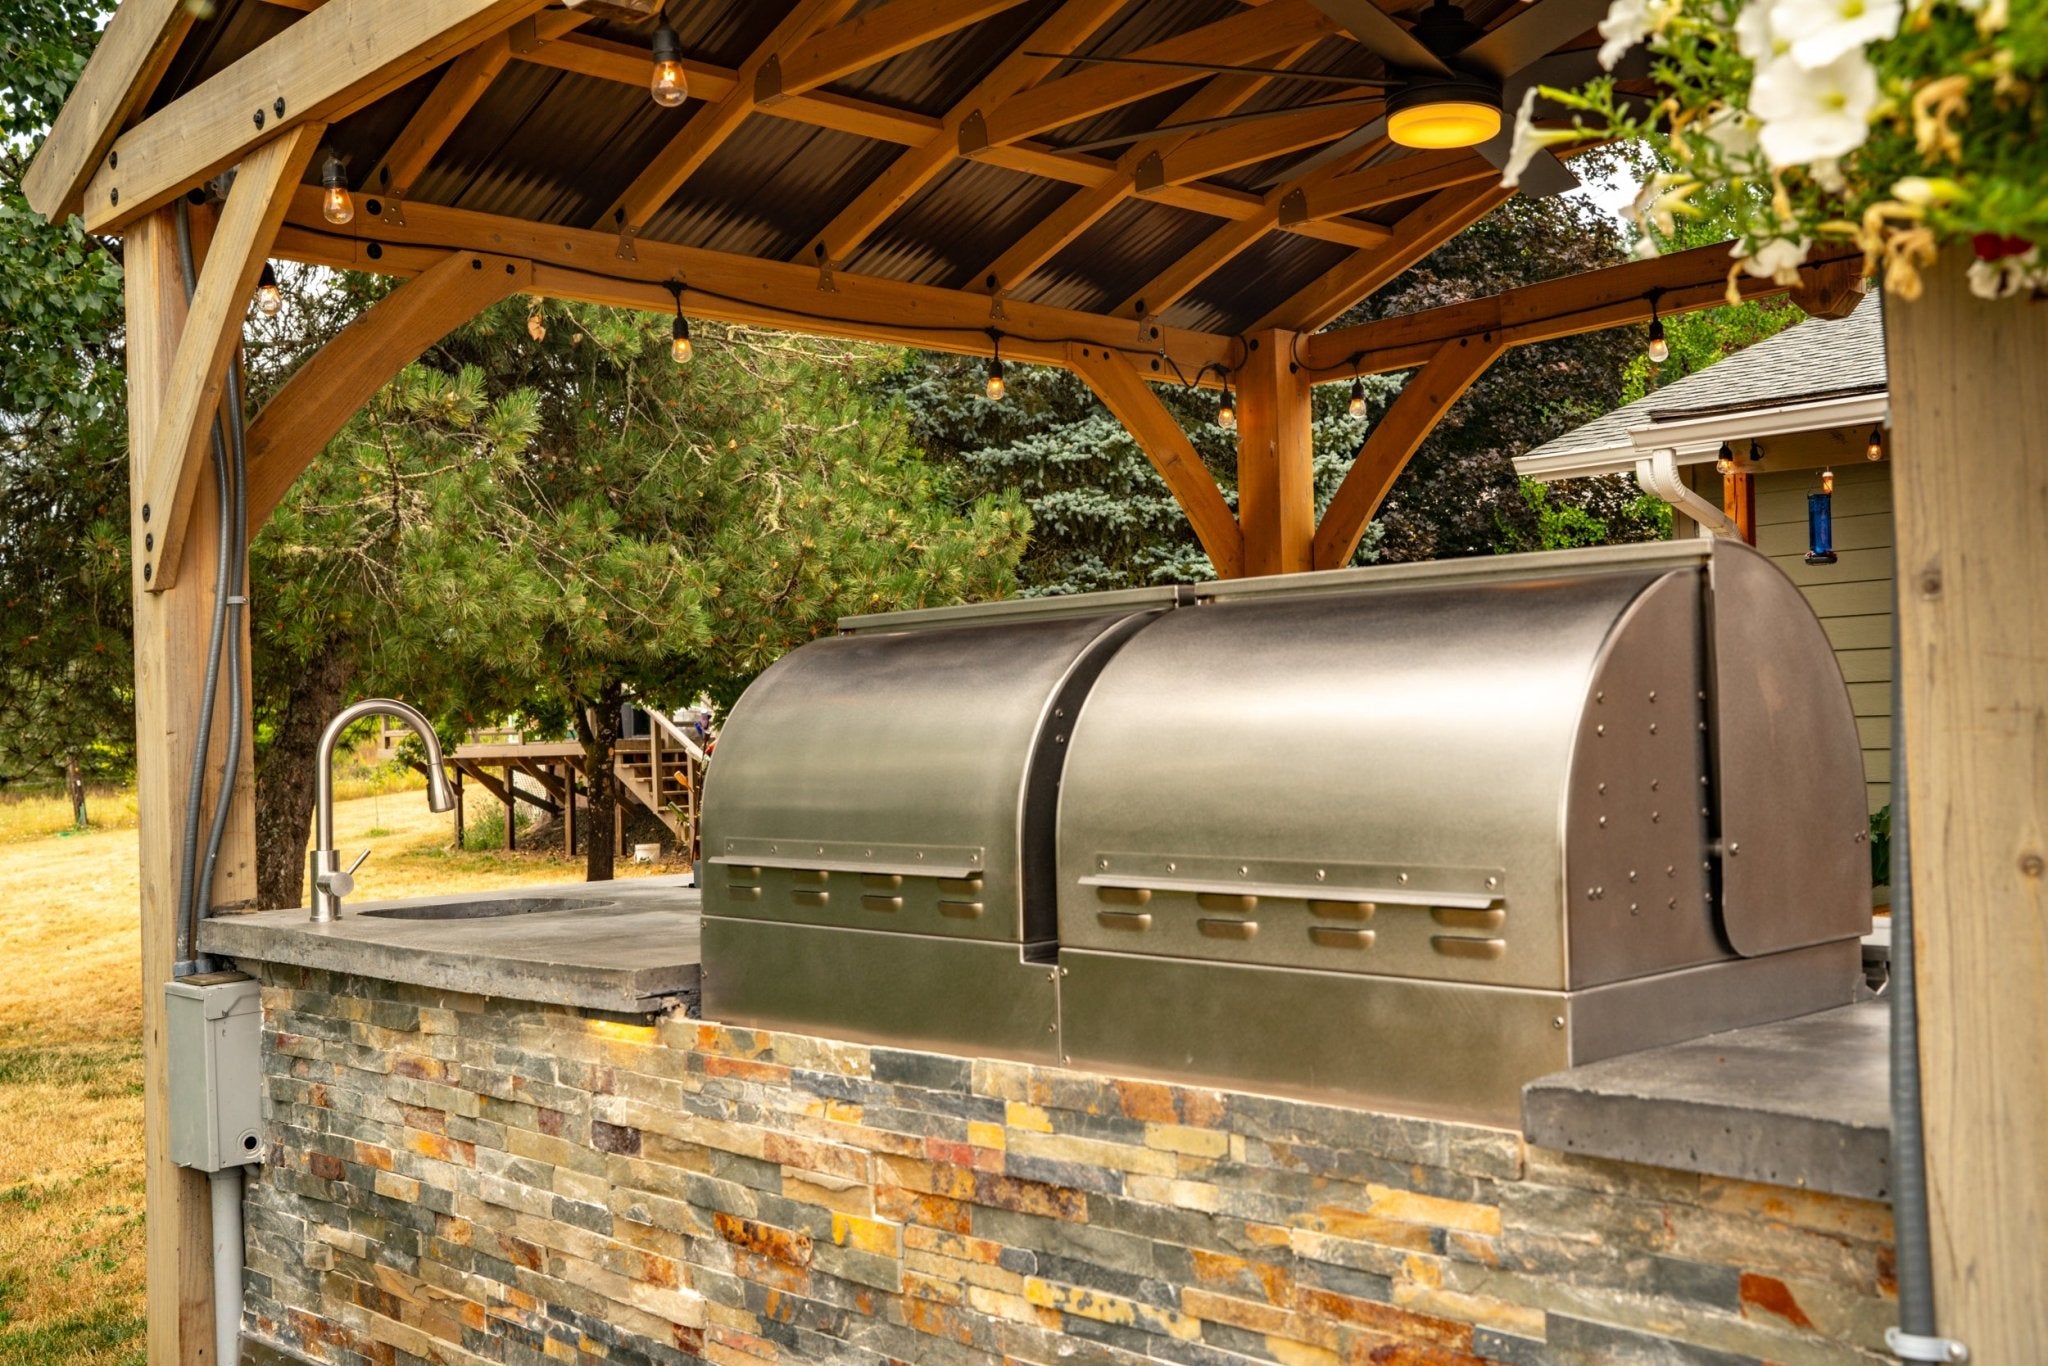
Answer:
310 699 455 922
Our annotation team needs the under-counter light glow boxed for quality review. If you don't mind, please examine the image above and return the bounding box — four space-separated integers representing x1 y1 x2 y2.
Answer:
650 23 688 107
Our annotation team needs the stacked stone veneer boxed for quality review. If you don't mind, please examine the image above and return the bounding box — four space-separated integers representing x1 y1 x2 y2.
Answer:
242 964 1897 1366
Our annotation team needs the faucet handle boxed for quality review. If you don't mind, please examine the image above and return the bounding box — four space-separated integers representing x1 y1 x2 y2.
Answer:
322 849 372 900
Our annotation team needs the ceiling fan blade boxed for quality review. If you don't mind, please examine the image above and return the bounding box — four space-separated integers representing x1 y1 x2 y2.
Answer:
1306 0 1451 76
1250 116 1388 187
1462 0 1612 78
1472 136 1579 196
1022 52 1393 87
1058 98 1384 155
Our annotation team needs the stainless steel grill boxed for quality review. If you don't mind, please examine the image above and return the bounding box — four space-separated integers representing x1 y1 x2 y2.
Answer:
701 542 1870 1123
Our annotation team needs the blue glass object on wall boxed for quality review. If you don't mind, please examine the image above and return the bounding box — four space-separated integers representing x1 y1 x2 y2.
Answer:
1805 491 1837 565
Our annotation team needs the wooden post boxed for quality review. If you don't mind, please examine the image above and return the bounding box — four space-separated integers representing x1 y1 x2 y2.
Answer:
562 762 576 858
503 765 516 850
128 204 259 1363
1721 467 1756 544
613 776 626 860
1886 255 2048 1362
452 766 464 847
1235 328 1315 576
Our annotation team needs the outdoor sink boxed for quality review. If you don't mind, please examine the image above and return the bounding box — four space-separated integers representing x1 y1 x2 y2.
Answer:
361 896 624 921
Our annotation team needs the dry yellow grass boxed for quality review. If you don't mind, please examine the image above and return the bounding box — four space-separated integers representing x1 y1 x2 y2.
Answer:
0 790 659 1363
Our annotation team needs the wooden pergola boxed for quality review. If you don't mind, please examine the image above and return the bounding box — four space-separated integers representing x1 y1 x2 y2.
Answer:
22 0 2045 1361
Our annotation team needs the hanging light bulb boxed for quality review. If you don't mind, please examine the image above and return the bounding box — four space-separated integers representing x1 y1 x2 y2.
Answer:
984 333 1005 401
254 261 282 318
1216 384 1237 431
1747 438 1765 465
1348 376 1368 420
320 154 353 225
1715 441 1735 475
649 21 688 108
666 280 692 363
1866 425 1884 461
1646 291 1669 364
1820 466 1835 495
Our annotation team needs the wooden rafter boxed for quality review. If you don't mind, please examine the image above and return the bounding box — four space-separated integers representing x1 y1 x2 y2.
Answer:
977 51 1310 295
1278 147 1499 225
364 11 590 205
962 0 1337 151
1138 99 1382 191
244 250 533 526
603 0 860 235
1300 239 1868 375
757 0 1035 104
140 125 322 593
269 190 1240 378
81 0 551 233
1254 179 1515 333
1067 345 1244 579
1311 334 1505 569
800 0 1127 268
20 0 194 221
1117 141 1384 321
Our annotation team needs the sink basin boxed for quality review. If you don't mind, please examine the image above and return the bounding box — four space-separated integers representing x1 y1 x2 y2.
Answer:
361 896 624 921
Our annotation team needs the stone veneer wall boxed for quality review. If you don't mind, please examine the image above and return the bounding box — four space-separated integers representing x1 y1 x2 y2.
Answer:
242 964 1897 1366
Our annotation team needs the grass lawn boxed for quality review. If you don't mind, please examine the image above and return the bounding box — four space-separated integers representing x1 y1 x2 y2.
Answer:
0 787 664 1364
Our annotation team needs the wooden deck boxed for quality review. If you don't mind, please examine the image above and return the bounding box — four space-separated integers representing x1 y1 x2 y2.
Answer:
448 726 704 863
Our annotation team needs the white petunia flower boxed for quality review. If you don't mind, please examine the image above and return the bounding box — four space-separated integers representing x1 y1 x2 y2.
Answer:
1597 0 1655 68
1701 107 1762 163
1499 89 1580 188
1738 236 1813 283
1808 156 1847 191
1750 50 1880 166
1734 2 1785 60
1769 0 1903 68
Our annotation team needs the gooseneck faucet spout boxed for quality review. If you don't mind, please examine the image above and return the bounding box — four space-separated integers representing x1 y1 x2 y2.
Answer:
310 699 455 922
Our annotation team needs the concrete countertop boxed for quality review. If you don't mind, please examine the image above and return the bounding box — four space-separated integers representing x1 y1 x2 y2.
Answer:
199 877 701 1015
1522 999 1891 1201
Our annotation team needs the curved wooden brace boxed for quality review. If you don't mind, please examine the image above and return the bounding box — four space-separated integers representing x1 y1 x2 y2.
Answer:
1068 345 1245 580
1311 334 1504 570
244 250 532 528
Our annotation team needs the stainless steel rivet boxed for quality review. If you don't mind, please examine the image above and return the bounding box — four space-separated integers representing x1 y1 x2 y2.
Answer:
1314 869 1325 881
1596 724 1605 736
1648 691 1657 702
1485 876 1499 890
1238 865 1249 876
1648 722 1658 734
1728 842 1739 854
1099 858 1109 869
1628 870 1638 882
1398 872 1409 884
1551 1017 1565 1030
1167 862 1177 872
1651 811 1660 823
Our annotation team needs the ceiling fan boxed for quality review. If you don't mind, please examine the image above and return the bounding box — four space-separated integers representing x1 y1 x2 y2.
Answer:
1034 0 1620 198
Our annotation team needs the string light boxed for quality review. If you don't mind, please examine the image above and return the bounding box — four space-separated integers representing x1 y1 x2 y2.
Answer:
254 261 282 317
1646 290 1669 365
1348 375 1367 420
1216 382 1237 431
1715 441 1734 475
1747 438 1765 465
1866 425 1884 460
984 332 1005 401
649 21 688 107
1820 466 1835 495
665 280 692 363
320 154 353 226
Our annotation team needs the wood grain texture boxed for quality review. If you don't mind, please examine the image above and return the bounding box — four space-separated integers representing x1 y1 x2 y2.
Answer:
761 0 1033 101
21 0 192 220
140 125 320 593
1067 345 1243 579
1235 329 1315 576
81 0 545 232
1312 334 1503 569
244 251 532 527
1886 254 2048 1364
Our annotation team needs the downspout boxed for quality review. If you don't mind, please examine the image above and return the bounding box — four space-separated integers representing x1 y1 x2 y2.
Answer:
1633 448 1735 538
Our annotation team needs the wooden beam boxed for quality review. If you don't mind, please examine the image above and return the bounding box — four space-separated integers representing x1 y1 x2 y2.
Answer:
268 193 1240 377
1721 467 1756 544
128 202 260 1366
81 0 548 232
1277 148 1498 224
604 0 859 235
1887 255 2048 1366
1234 328 1316 576
1068 345 1244 579
977 55 1308 295
362 9 588 204
1255 179 1513 334
21 0 193 221
1300 239 1868 376
962 0 1336 151
1138 101 1382 190
757 0 1034 104
800 0 1126 268
1311 333 1503 569
1118 143 1383 321
244 250 532 527
1789 254 1867 319
140 124 322 594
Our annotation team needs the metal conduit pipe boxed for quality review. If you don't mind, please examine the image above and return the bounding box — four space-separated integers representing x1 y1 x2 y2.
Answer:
208 1168 244 1366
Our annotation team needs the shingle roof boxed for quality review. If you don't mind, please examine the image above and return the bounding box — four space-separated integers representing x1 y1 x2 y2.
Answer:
1519 289 1885 471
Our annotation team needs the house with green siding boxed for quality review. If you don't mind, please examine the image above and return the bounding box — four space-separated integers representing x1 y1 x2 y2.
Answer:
1517 292 1893 816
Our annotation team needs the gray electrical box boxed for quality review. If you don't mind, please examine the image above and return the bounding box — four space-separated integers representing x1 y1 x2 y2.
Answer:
165 971 263 1170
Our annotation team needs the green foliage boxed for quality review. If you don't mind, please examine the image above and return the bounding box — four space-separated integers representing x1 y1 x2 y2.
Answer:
1870 802 1891 887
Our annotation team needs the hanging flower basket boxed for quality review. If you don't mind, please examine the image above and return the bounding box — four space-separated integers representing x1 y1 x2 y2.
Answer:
1504 0 2048 300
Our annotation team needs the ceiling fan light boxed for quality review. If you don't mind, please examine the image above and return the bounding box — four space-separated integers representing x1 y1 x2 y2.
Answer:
1386 77 1502 149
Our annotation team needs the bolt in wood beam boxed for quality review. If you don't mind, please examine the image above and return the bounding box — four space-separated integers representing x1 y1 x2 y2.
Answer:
1311 333 1504 569
138 124 322 593
21 0 194 221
